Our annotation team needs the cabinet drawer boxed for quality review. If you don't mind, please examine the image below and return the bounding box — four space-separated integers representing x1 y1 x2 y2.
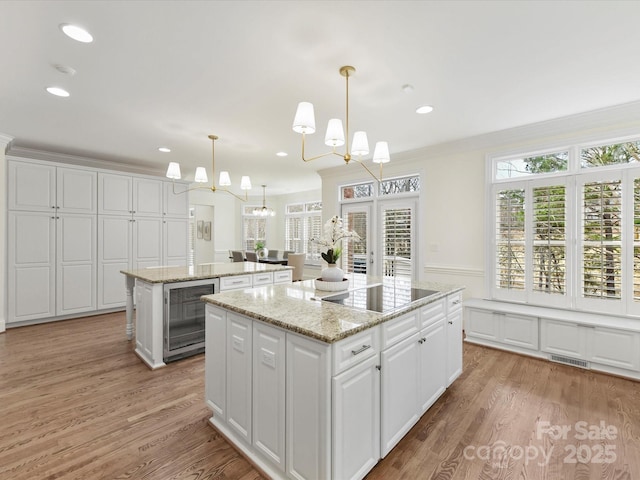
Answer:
381 311 420 350
447 292 463 312
253 272 274 286
332 326 380 376
273 270 293 284
220 275 252 291
420 299 446 329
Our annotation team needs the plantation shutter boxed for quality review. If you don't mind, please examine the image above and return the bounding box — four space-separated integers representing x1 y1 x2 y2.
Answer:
306 214 322 256
381 206 412 278
582 179 622 299
286 216 302 252
531 184 566 295
495 188 525 291
343 210 368 274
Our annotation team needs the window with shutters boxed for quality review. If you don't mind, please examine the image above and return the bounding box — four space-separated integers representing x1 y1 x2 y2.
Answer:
242 205 267 251
285 201 322 259
490 138 640 315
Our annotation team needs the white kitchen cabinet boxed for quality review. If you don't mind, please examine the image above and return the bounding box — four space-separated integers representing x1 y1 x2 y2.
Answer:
252 271 274 287
163 217 188 266
418 320 447 413
273 269 293 284
8 161 96 214
56 213 96 315
446 301 463 387
97 215 132 309
220 274 252 291
7 211 56 322
132 217 163 269
253 322 286 471
133 177 164 217
98 173 133 215
227 313 253 444
7 209 96 322
163 181 189 218
332 354 380 480
8 160 55 211
286 332 331 480
380 331 420 457
205 305 227 417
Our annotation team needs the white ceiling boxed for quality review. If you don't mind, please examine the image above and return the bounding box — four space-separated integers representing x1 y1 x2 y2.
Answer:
2 0 640 195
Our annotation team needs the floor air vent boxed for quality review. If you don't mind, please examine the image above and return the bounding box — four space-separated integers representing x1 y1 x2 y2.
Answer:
550 354 589 369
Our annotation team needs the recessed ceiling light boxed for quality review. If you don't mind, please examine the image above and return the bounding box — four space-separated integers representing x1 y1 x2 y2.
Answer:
46 86 70 97
416 105 434 114
276 151 288 157
158 147 171 153
53 64 76 76
60 24 93 43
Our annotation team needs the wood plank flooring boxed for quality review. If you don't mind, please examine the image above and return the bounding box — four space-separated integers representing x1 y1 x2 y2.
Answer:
1 312 639 479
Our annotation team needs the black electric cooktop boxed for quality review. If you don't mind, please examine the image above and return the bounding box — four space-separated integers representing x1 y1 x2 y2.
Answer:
320 283 438 313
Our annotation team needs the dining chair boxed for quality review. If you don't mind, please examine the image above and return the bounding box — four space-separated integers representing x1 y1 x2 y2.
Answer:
245 251 258 262
287 253 306 282
268 249 279 258
231 250 245 262
283 250 295 259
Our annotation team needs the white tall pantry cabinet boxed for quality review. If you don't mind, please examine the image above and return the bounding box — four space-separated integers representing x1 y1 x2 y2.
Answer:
8 162 97 322
7 157 189 325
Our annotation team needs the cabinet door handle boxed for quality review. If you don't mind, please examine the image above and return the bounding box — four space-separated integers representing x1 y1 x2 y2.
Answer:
448 320 453 325
452 299 461 305
351 344 371 356
418 339 424 344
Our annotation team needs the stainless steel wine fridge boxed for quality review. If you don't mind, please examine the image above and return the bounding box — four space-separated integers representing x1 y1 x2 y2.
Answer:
163 278 219 362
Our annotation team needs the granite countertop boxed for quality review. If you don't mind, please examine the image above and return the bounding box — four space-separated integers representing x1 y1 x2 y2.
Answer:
201 274 464 344
121 262 291 284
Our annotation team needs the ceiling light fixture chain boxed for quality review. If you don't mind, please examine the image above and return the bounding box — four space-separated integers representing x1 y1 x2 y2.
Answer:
165 134 251 201
292 65 390 183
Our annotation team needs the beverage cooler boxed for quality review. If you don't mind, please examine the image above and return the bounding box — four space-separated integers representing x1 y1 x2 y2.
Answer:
163 278 219 362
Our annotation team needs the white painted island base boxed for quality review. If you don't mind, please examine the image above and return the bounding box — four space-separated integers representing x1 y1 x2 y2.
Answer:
204 288 463 480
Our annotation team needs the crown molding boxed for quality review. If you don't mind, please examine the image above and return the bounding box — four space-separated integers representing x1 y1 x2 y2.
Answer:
6 145 165 177
0 133 14 151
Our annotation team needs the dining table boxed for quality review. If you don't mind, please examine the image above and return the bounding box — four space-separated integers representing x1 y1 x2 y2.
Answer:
258 257 289 265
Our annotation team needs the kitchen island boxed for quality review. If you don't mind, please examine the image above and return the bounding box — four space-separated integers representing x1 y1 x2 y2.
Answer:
201 275 464 480
121 262 292 369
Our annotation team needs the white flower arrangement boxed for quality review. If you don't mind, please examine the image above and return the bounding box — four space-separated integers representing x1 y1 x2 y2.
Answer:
311 215 361 264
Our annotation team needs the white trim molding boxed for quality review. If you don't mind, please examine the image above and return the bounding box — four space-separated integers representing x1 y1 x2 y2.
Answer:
0 133 14 333
423 264 484 277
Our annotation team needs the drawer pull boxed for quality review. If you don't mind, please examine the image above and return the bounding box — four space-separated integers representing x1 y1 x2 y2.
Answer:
351 344 371 356
232 280 245 284
452 299 461 305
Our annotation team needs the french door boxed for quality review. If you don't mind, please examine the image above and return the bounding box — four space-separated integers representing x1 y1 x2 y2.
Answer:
341 197 417 279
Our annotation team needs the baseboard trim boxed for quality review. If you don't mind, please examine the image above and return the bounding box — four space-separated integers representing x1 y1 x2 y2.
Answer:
0 319 5 333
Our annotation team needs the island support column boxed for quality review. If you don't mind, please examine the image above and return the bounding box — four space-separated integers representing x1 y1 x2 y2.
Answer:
125 275 135 340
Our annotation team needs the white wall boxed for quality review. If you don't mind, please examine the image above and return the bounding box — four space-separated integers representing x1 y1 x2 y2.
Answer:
0 134 13 333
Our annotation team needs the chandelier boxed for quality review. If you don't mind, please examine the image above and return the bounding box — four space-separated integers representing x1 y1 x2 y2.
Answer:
253 185 275 216
165 134 251 201
292 65 390 183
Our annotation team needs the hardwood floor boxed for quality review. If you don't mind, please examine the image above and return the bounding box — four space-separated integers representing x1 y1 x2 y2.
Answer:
1 312 639 480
